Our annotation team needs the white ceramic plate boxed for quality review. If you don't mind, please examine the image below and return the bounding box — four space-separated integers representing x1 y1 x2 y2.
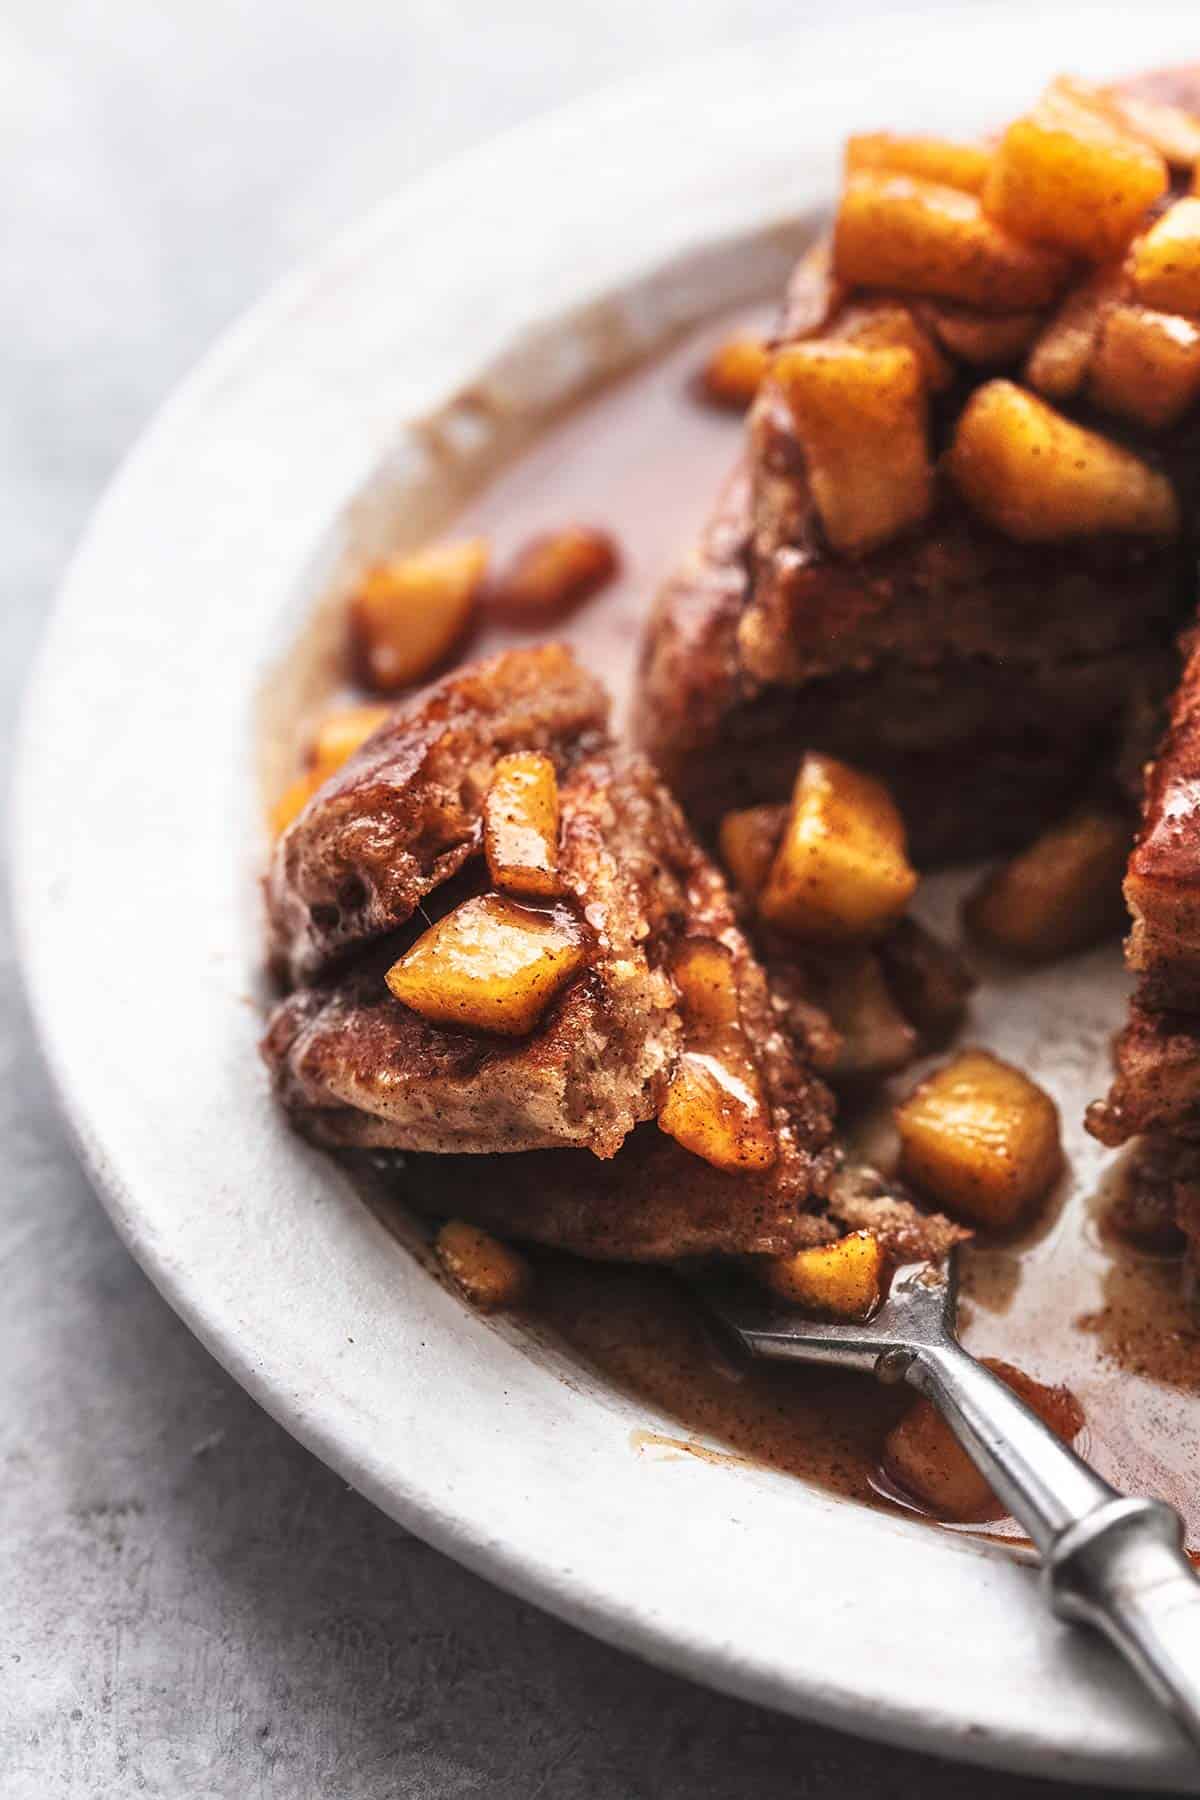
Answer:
15 9 1200 1785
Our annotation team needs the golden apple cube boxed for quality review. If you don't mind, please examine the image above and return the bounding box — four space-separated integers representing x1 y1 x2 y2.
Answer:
310 703 392 780
351 538 487 693
385 894 587 1037
828 299 953 391
921 302 1041 366
1130 198 1200 316
717 803 785 901
435 1220 533 1313
758 752 917 942
269 770 321 839
657 938 777 1174
761 1231 885 1318
884 1360 1082 1518
946 380 1179 542
965 811 1130 962
984 94 1167 262
1105 88 1200 169
771 342 933 556
489 526 618 617
483 751 564 899
1089 302 1200 431
699 333 772 408
844 132 991 194
895 1049 1062 1227
833 171 1070 312
1024 262 1125 400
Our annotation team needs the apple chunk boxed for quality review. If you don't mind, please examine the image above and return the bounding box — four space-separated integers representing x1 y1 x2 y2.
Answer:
964 811 1130 962
833 171 1070 312
758 752 917 943
984 87 1167 262
1129 198 1200 317
946 380 1179 542
771 342 933 555
1089 303 1200 432
698 333 771 408
489 526 618 618
1024 262 1125 400
657 938 777 1174
385 895 588 1037
351 538 487 692
717 803 786 902
310 703 393 778
483 751 564 899
844 132 991 194
760 1231 884 1318
894 1049 1062 1227
435 1220 532 1313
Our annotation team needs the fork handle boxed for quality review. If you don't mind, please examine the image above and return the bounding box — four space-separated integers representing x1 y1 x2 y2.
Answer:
909 1342 1200 1749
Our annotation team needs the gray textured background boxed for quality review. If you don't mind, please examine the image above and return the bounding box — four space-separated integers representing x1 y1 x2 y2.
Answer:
0 3 1187 1794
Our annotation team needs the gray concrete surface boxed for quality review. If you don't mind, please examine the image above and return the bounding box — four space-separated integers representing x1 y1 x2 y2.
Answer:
0 3 1186 1794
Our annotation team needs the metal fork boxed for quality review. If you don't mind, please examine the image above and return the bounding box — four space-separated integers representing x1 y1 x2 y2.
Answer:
689 1245 1200 1752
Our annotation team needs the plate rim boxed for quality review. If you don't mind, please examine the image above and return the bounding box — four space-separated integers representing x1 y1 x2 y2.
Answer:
14 12 1200 1785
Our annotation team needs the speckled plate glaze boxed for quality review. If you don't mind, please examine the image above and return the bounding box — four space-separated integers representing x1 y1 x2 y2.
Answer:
15 9 1200 1785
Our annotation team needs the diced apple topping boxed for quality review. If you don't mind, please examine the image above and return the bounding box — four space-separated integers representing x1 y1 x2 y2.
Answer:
771 342 933 555
1102 86 1200 169
758 752 918 943
658 938 777 1175
947 381 1180 541
844 132 991 194
833 172 1070 312
827 299 953 390
1089 302 1200 431
489 526 619 617
385 895 588 1037
884 1359 1082 1518
1129 198 1200 317
1024 262 1125 399
819 951 918 1081
760 1231 884 1318
698 333 772 408
483 752 564 900
435 1220 533 1313
717 803 785 902
983 83 1167 262
310 703 392 779
964 811 1130 962
351 539 487 693
894 1049 1062 1228
781 237 847 339
270 772 322 839
920 302 1041 366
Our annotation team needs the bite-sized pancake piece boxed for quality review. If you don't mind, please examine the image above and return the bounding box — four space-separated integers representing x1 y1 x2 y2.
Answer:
264 746 834 1176
267 645 607 984
1086 1002 1200 1148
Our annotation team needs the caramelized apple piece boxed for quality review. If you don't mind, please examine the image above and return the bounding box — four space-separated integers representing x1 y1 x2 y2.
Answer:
895 1049 1062 1227
717 803 785 902
698 333 771 409
1104 87 1200 169
759 752 917 942
833 172 1070 311
385 895 587 1037
435 1220 532 1313
781 237 847 339
270 771 322 839
771 342 933 555
658 938 777 1174
885 1360 1082 1518
827 299 952 391
1129 198 1200 317
820 951 918 1080
1024 262 1126 399
489 526 618 617
761 1231 884 1318
844 132 991 194
1089 302 1200 431
964 811 1130 962
351 539 487 692
483 752 563 899
947 381 1179 542
877 917 974 1046
920 302 1041 366
310 703 392 778
984 85 1167 262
